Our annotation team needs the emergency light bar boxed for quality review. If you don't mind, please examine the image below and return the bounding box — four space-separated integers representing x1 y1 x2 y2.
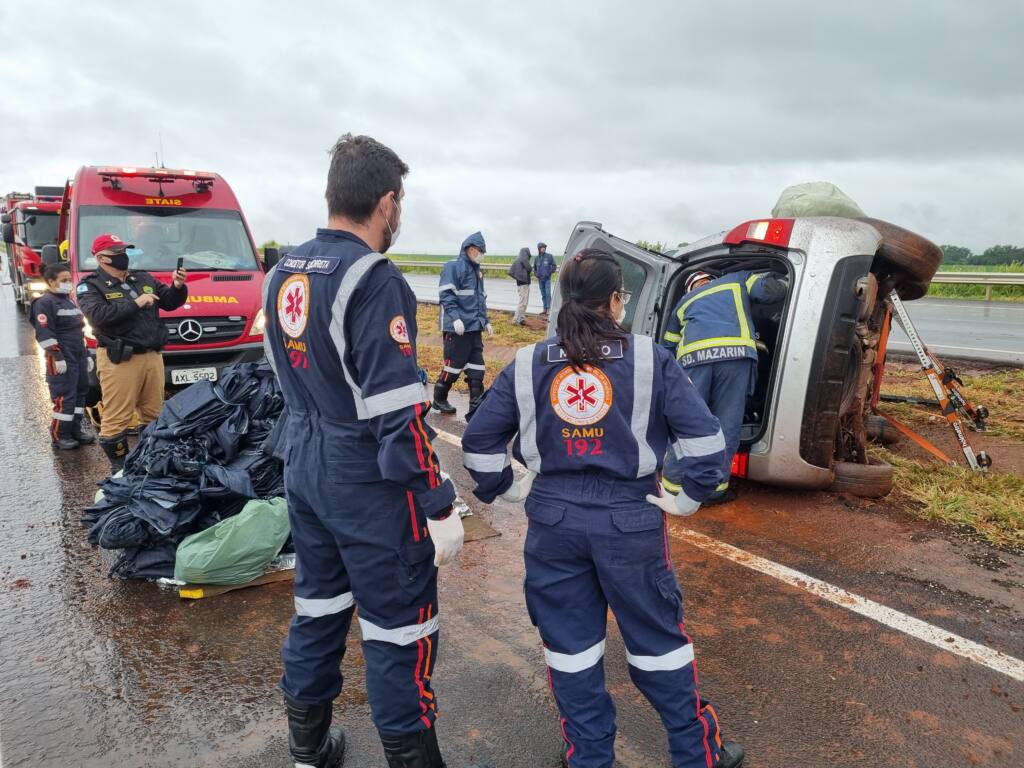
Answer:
723 218 794 248
98 166 216 182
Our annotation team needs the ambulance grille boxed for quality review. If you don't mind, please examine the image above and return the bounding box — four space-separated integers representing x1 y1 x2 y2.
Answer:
164 316 248 345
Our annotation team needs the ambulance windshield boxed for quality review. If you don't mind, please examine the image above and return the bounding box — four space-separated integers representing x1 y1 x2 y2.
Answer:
76 206 259 272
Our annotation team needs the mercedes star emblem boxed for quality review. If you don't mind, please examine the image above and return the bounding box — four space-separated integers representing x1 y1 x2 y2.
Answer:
177 318 203 342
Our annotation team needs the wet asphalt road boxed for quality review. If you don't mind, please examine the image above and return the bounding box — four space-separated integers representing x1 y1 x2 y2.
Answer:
0 289 1022 767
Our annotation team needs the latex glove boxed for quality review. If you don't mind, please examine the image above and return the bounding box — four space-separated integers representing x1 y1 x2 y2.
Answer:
52 357 68 375
499 470 537 503
485 323 494 337
427 512 465 566
453 319 465 336
645 489 701 517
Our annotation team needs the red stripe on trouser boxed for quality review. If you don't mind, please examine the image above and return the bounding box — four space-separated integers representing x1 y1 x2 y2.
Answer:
413 607 434 728
406 491 420 542
545 665 577 764
51 396 63 441
413 404 438 487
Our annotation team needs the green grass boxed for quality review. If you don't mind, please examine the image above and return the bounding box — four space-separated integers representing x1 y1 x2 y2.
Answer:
928 263 1024 302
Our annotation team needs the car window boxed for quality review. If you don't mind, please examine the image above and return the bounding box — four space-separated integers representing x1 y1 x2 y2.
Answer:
613 251 648 331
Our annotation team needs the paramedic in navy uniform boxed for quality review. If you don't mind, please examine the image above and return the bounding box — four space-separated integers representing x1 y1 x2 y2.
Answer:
461 249 746 768
263 134 470 768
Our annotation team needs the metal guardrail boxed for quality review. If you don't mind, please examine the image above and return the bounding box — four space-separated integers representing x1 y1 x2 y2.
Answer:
395 260 510 272
930 272 1024 300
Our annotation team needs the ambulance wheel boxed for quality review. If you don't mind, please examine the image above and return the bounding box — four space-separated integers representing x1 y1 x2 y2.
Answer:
830 458 894 498
859 217 943 284
865 415 901 446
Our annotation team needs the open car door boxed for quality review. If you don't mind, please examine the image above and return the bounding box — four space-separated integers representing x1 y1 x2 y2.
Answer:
550 221 679 336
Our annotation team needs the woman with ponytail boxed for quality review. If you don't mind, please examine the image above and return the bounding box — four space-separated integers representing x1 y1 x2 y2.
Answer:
462 249 746 768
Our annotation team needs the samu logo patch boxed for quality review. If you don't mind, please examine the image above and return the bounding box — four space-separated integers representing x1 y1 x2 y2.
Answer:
549 365 613 426
277 273 310 339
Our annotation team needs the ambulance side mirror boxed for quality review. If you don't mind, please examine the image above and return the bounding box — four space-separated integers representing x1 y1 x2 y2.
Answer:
41 244 60 266
1 223 12 244
263 247 280 270
0 213 10 224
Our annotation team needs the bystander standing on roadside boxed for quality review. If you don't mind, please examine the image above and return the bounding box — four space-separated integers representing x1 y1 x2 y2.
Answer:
534 241 557 315
508 246 532 325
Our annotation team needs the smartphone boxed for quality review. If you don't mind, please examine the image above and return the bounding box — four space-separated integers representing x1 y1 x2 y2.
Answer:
176 257 185 271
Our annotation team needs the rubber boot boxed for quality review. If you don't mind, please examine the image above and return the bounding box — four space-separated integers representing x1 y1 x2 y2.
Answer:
380 728 446 768
285 696 345 768
703 487 737 506
99 432 129 474
73 415 97 445
465 379 486 423
432 381 456 415
52 436 80 450
720 740 745 767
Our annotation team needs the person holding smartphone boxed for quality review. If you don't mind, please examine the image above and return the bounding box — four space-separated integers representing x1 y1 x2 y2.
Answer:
77 233 188 472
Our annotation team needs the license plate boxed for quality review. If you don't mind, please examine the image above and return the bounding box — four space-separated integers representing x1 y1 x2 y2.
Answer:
171 367 218 385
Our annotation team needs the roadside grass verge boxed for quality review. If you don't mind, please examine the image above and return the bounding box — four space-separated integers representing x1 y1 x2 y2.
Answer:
416 304 546 348
928 263 1024 302
873 446 1024 549
878 365 1024 442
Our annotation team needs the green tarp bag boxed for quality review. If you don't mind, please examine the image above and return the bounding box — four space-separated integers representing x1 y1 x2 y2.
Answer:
174 497 290 585
771 182 865 219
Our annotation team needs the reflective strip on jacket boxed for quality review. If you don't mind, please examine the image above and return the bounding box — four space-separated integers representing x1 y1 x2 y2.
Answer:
661 271 786 367
461 333 726 506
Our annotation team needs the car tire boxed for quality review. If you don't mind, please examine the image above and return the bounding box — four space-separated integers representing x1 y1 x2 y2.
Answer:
829 458 894 498
865 414 901 446
859 217 943 285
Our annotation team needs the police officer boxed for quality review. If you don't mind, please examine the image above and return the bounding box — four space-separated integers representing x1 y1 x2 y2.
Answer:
433 232 492 415
263 134 472 768
31 263 94 449
661 269 787 504
77 233 188 472
462 249 745 768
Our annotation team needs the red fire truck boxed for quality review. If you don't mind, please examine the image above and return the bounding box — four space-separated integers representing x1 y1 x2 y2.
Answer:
2 187 64 310
55 165 277 400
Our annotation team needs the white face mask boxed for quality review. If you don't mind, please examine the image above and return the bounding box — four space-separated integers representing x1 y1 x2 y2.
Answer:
56 282 74 294
615 304 627 324
382 197 401 253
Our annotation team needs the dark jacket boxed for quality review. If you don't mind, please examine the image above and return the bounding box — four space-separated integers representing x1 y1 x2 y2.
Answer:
77 268 188 352
30 292 86 360
534 250 557 281
439 232 489 332
508 247 532 285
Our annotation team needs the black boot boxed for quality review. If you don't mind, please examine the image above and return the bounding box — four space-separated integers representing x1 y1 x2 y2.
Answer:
286 696 345 768
52 436 80 450
380 728 445 768
432 382 456 415
720 740 745 767
467 379 484 410
73 414 96 445
99 432 129 474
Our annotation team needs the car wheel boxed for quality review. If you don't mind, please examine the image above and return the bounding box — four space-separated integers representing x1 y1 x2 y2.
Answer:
865 414 901 446
859 217 943 285
829 458 894 498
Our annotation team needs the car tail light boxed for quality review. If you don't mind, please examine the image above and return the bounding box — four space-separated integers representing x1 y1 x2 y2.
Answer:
730 450 749 478
723 218 794 248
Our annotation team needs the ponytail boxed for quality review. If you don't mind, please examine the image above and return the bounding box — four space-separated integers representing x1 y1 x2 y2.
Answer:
556 248 628 371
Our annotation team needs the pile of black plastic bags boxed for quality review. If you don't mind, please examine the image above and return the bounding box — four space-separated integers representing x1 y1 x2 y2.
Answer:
81 360 287 580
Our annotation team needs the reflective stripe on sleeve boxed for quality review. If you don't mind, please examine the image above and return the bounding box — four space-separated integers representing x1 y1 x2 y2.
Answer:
363 382 429 419
294 592 355 617
672 429 726 459
544 639 605 673
39 338 59 349
514 344 541 472
51 412 74 422
626 643 694 672
438 283 456 293
358 615 439 646
455 289 475 296
443 365 464 375
745 272 761 292
631 335 657 478
662 331 681 343
328 252 388 419
463 452 510 472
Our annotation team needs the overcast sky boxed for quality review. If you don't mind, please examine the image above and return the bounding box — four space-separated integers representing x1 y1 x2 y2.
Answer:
4 1 1022 254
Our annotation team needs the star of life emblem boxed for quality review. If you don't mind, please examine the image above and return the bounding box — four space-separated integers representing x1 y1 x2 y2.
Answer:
277 273 310 339
549 365 613 426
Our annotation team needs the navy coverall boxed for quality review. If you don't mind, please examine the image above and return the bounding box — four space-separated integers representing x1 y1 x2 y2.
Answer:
31 292 89 442
263 229 456 736
462 334 728 768
661 271 787 494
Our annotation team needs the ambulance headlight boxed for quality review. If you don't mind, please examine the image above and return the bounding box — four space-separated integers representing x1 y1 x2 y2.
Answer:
28 280 47 297
252 308 266 336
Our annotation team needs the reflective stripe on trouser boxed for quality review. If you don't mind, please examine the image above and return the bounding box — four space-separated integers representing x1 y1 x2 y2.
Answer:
438 330 485 384
46 351 88 440
523 475 721 768
280 422 439 735
95 348 165 438
663 358 755 494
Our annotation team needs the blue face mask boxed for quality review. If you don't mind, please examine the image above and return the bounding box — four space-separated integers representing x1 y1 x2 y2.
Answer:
56 281 74 294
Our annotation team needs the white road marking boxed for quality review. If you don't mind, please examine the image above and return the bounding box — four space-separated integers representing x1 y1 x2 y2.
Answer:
886 341 1024 357
432 425 1024 683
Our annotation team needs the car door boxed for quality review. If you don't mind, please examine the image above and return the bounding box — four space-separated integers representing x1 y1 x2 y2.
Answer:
548 221 680 336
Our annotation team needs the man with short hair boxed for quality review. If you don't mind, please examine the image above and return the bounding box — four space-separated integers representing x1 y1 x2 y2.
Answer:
434 232 492 415
263 134 469 768
534 242 557 315
77 233 187 472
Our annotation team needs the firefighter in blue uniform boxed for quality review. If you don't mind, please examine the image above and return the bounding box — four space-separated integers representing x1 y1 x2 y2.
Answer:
661 269 787 504
461 249 746 768
263 135 471 768
31 263 95 449
433 232 492 415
